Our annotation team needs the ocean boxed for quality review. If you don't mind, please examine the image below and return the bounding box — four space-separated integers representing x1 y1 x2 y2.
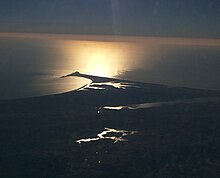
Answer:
0 35 220 99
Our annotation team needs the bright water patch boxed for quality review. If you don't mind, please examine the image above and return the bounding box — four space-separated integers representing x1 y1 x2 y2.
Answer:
76 128 138 144
78 81 134 91
102 97 220 111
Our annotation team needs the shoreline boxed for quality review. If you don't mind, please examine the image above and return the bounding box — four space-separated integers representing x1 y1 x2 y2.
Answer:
0 72 220 177
0 72 219 106
1 72 220 102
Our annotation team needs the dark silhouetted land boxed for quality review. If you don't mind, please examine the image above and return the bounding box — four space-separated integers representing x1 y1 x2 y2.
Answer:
0 72 220 178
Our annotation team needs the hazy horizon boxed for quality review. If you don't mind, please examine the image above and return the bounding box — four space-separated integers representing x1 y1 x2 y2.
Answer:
0 0 219 38
1 32 220 44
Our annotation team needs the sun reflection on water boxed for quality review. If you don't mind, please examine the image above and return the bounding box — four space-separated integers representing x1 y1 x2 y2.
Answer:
60 40 150 78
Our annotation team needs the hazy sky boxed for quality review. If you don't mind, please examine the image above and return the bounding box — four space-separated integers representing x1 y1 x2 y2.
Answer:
0 0 219 38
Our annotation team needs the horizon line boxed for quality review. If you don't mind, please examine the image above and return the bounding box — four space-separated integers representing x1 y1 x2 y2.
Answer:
0 31 220 46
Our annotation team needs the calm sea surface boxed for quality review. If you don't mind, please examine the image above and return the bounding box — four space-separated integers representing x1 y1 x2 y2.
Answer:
0 36 220 99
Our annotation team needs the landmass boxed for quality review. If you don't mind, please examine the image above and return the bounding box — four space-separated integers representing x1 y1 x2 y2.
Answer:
0 72 220 177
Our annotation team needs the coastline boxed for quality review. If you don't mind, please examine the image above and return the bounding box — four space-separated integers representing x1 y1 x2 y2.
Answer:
0 73 220 177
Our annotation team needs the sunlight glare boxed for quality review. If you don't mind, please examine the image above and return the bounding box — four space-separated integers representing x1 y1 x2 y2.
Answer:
63 40 134 77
